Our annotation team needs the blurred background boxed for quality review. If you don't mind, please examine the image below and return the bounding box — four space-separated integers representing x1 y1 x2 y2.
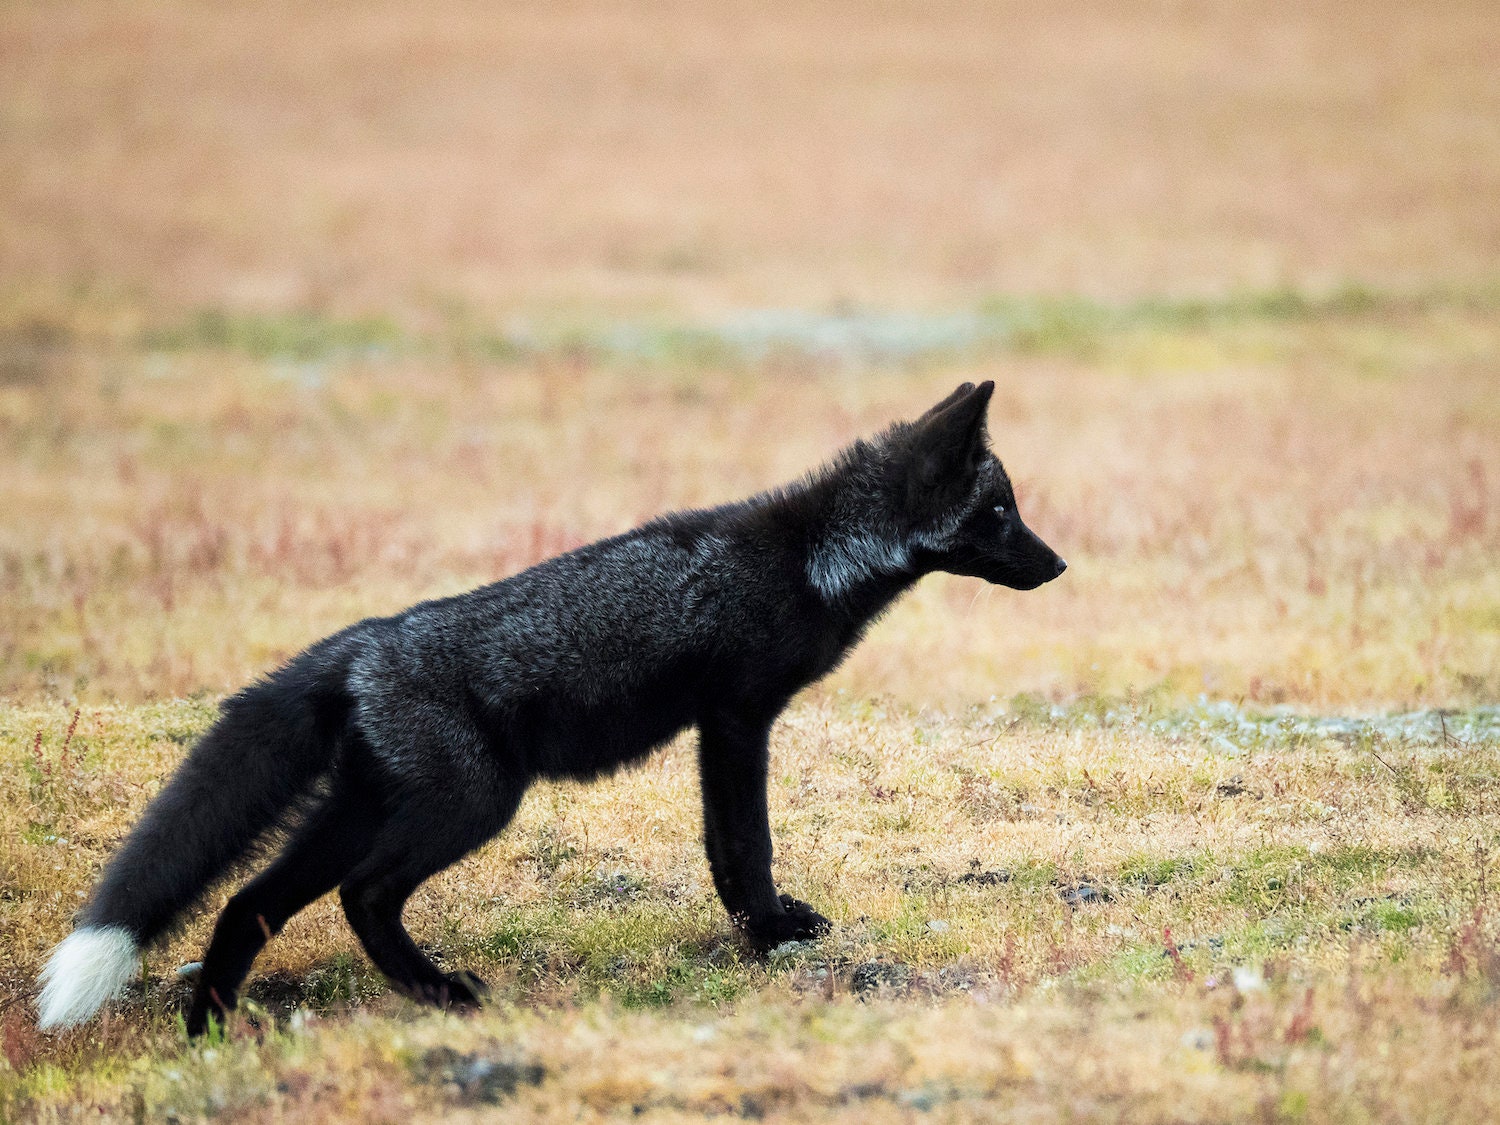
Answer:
6 0 1500 312
2 0 1498 708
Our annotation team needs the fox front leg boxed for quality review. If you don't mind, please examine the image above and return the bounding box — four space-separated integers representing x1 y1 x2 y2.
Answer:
697 711 831 952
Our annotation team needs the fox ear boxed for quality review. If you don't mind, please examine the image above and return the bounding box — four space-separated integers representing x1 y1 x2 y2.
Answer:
918 382 979 421
912 381 993 484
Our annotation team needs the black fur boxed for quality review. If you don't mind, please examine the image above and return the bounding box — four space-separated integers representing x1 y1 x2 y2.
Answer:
67 381 1065 1034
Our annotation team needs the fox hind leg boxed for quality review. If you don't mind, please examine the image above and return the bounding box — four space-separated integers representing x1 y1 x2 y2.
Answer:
339 783 525 1010
186 786 383 1036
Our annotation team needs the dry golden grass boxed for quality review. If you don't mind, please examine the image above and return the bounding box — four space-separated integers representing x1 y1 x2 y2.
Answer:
4 1 1500 1119
2 312 1499 1120
4 695 1499 1120
4 299 1499 1122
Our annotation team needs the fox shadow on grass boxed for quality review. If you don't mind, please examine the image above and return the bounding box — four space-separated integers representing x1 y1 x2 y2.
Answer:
37 381 1065 1035
161 928 757 1031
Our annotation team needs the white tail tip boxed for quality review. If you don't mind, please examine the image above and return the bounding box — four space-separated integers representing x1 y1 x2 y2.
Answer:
37 926 140 1031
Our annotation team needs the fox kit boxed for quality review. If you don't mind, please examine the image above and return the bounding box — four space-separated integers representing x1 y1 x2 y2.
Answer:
38 381 1065 1034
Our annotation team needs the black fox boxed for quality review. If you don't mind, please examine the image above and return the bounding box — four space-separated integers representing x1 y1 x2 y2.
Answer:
37 381 1065 1034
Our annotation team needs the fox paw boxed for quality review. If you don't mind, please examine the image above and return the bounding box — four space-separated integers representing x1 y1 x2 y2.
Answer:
743 895 832 952
185 985 236 1039
423 970 489 1010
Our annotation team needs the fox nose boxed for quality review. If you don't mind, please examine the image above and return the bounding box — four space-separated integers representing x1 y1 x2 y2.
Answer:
1053 556 1068 577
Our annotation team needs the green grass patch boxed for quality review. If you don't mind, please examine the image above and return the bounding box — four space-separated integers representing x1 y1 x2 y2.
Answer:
129 280 1500 368
141 308 405 363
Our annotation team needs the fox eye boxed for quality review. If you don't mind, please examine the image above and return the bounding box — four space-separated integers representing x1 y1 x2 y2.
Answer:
993 504 1007 518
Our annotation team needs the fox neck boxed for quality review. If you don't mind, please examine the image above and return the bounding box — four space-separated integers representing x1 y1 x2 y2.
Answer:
792 441 934 617
802 481 931 618
806 525 923 610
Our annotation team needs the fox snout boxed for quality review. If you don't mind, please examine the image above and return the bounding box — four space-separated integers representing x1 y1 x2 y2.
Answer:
1008 541 1067 590
936 509 1067 590
1009 519 1067 589
979 512 1067 591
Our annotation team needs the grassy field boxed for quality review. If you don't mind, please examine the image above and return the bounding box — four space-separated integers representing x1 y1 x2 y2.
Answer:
5 1 1500 1120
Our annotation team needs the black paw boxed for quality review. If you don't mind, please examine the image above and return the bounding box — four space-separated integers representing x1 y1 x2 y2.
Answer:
743 895 832 953
185 984 235 1039
414 970 489 1010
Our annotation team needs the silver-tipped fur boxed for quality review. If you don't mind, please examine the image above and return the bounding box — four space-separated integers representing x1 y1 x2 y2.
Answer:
36 925 139 1031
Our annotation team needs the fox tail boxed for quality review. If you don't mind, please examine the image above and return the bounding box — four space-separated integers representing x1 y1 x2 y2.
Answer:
36 650 353 1030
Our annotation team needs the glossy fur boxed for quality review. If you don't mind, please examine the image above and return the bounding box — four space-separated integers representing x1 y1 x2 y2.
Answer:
36 381 1065 1034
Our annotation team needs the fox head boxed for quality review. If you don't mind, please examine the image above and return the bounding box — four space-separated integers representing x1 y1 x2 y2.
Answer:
803 380 1065 601
893 380 1066 591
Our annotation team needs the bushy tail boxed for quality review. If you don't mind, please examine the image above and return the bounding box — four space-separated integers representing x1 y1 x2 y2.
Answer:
37 649 354 1030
